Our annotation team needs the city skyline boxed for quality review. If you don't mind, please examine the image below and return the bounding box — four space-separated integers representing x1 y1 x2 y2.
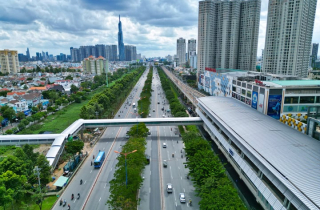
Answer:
0 0 319 57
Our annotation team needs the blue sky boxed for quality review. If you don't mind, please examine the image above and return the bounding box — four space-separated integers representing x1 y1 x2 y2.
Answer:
0 0 319 58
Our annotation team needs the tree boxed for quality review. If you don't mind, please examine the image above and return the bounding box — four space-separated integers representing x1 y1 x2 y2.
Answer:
35 155 51 187
65 75 73 80
18 123 25 131
70 84 79 94
5 129 13 135
55 99 62 106
16 112 25 120
65 140 84 160
127 123 148 138
3 108 15 122
32 113 42 122
32 107 39 114
74 96 82 103
23 85 28 90
26 116 34 123
37 103 43 110
21 119 29 126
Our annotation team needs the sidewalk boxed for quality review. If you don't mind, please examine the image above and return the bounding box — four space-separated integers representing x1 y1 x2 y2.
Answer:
1 122 19 134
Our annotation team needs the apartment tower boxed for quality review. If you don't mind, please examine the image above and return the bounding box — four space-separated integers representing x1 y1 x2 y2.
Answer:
0 49 20 74
177 38 186 66
197 0 260 74
188 39 197 61
262 0 317 77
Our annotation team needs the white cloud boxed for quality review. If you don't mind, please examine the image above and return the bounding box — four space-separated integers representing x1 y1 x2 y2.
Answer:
0 0 319 58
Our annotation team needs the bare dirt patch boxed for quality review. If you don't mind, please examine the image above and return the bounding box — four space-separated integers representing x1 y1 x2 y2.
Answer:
33 144 51 155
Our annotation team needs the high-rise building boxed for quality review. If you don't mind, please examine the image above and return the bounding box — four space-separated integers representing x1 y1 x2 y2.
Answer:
26 48 30 61
71 48 80 62
177 38 186 66
118 15 125 61
124 45 137 61
95 44 106 58
83 55 108 75
110 45 117 61
263 0 317 77
188 39 196 62
197 0 260 74
0 49 20 74
70 47 73 57
311 43 319 68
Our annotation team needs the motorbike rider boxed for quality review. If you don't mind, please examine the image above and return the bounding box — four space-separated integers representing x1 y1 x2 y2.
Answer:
71 194 74 200
77 193 80 199
80 179 83 185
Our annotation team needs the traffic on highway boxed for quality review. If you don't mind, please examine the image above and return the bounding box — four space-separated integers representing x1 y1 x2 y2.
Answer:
53 65 199 210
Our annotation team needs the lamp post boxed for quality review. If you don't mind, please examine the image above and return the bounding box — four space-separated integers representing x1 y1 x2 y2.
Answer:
114 150 137 188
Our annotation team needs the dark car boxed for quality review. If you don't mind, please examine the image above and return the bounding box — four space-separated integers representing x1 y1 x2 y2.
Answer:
146 155 150 164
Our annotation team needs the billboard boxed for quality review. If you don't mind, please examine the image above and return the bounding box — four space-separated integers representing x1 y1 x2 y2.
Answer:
200 74 204 86
251 91 258 109
267 95 282 119
257 94 264 113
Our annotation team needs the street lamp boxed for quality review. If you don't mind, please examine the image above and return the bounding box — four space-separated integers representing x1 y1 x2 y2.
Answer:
114 149 137 188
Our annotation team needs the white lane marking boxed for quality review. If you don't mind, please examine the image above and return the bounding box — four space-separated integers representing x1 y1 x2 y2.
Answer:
175 202 177 207
150 171 151 175
181 176 182 180
84 180 86 185
178 167 180 170
99 197 101 202
103 147 105 150
183 188 185 192
90 170 92 173
111 167 112 171
149 187 151 193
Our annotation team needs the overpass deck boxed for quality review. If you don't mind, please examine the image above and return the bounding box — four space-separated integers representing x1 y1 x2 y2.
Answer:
0 117 203 169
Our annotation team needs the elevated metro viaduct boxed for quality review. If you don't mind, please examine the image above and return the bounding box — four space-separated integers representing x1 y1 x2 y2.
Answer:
0 117 203 170
197 96 320 210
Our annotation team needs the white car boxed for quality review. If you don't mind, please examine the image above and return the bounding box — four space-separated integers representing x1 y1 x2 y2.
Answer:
179 193 186 203
148 114 151 117
162 115 165 118
167 183 173 193
163 143 167 148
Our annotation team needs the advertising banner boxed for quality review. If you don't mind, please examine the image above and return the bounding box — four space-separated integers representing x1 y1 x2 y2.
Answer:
205 76 210 88
257 94 264 113
245 98 251 106
267 95 282 119
252 91 258 109
236 87 241 94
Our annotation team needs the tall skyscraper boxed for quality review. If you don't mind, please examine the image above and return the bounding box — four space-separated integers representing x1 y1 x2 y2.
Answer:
26 48 30 61
118 15 125 61
110 45 118 61
0 49 20 74
95 44 106 58
263 0 317 77
311 43 319 68
177 38 186 66
188 39 196 62
70 47 73 57
197 0 260 74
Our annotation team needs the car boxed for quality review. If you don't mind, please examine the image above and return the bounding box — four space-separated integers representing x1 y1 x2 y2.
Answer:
148 131 151 135
163 143 167 148
126 134 129 139
145 155 150 164
179 193 186 203
166 183 173 193
163 160 167 167
153 109 155 112
162 115 165 118
158 102 160 104
148 114 151 117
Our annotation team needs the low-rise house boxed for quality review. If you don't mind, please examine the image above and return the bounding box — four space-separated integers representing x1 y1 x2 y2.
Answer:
22 92 42 107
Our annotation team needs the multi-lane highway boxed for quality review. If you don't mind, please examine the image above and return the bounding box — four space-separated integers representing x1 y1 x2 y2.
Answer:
53 65 199 210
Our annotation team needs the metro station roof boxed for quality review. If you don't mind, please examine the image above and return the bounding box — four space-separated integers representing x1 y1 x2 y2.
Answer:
197 96 320 209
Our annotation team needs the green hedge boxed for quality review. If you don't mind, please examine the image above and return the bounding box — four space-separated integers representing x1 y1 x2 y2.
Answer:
80 66 145 119
107 123 147 209
138 68 153 118
157 67 189 117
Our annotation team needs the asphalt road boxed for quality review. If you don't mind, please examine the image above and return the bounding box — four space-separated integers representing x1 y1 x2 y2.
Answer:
138 67 200 210
53 65 200 210
53 66 150 210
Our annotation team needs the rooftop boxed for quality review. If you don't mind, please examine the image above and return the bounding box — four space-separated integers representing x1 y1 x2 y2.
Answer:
198 96 320 209
270 80 320 87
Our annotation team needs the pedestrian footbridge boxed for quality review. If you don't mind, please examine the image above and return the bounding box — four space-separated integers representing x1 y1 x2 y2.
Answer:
0 117 203 169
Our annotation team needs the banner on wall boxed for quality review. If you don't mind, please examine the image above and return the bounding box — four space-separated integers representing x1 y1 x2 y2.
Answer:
245 98 251 106
205 76 210 88
267 95 282 119
257 94 264 113
251 91 258 109
200 74 204 86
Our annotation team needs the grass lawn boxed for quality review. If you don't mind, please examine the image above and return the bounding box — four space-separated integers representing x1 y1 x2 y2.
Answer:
0 195 58 210
18 71 135 135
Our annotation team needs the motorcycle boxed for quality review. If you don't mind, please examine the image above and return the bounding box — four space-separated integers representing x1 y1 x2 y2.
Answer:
60 200 62 206
77 193 80 200
71 194 74 200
